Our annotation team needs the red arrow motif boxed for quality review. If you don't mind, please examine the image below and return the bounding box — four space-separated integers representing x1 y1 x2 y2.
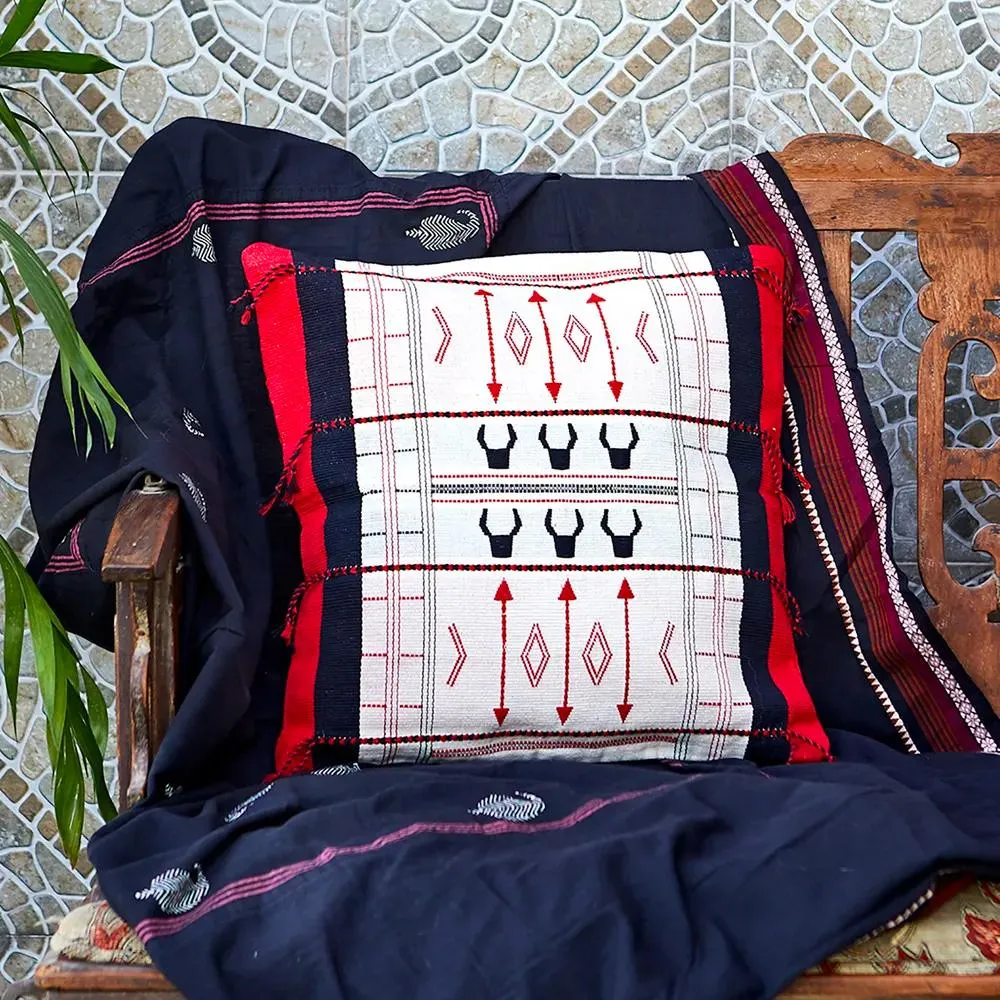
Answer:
476 289 502 402
617 578 634 722
530 290 561 401
557 580 576 723
588 292 623 400
494 580 512 725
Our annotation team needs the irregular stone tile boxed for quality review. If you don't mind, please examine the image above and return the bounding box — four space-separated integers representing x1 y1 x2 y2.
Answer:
467 50 520 90
291 11 333 86
832 0 890 45
852 49 887 95
170 55 221 96
0 365 38 414
935 61 986 103
578 0 624 35
379 97 427 140
155 95 201 130
483 131 527 169
920 103 965 157
36 842 87 897
411 0 479 41
810 83 858 132
603 23 648 56
65 0 118 39
392 14 442 65
513 64 573 111
1 850 44 893
549 20 600 76
121 66 166 123
635 48 691 98
217 2 265 54
385 138 439 170
502 3 557 60
265 6 295 67
363 35 397 81
205 88 242 123
442 131 481 169
362 0 402 32
592 99 643 155
815 13 852 58
918 13 965 74
894 0 945 26
106 16 150 63
152 7 197 68
751 39 807 93
567 54 614 93
50 195 100 251
426 77 472 135
476 94 535 128
625 0 681 17
972 96 1000 131
0 801 31 849
886 72 934 129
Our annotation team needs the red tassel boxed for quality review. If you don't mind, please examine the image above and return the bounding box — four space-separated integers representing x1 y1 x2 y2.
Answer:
780 492 796 525
240 307 253 326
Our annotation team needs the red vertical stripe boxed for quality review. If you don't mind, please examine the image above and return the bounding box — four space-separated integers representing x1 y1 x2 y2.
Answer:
749 244 830 762
242 242 325 772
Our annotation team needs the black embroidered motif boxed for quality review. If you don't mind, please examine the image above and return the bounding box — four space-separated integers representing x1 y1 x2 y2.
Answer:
405 209 481 251
480 508 522 558
478 423 517 469
600 422 640 470
538 423 577 470
601 508 642 558
545 509 584 558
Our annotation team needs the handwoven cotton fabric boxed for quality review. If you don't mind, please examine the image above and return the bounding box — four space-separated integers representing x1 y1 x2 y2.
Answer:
244 245 828 770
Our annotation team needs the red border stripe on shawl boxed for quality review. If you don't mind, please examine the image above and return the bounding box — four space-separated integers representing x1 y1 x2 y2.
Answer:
704 164 974 751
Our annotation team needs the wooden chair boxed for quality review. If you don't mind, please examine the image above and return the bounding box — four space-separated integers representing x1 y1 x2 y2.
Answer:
6 132 1000 999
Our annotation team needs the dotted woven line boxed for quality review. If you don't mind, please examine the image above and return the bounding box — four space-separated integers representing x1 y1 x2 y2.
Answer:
278 725 833 775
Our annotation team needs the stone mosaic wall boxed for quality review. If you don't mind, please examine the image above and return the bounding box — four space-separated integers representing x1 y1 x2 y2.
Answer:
3 0 1000 982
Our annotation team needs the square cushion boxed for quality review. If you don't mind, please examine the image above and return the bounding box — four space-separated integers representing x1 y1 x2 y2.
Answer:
242 243 830 773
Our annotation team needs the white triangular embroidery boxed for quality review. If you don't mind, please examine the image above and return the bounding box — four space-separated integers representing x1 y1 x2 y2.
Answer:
179 473 207 522
134 864 209 915
405 209 480 251
191 223 216 263
225 785 273 823
182 408 204 437
469 791 545 823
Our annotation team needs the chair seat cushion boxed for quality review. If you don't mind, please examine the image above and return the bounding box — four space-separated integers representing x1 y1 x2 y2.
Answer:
48 880 1000 980
50 900 151 966
804 878 1000 978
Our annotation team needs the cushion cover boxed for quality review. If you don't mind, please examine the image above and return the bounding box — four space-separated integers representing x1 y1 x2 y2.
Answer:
242 244 830 773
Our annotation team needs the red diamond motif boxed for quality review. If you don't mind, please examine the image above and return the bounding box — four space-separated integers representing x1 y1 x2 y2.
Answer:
504 312 532 365
659 622 677 684
563 315 592 362
581 622 612 685
520 623 550 687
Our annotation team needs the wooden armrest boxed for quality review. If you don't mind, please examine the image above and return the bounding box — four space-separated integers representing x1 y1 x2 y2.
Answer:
102 478 182 810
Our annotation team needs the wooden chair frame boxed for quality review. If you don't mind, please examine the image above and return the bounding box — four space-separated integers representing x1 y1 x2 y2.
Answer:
8 132 1000 999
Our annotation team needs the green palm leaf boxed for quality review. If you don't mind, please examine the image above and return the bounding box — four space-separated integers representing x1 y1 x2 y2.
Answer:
0 4 126 863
